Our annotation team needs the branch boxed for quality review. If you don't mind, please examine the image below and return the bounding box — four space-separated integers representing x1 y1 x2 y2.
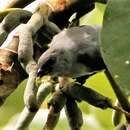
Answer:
105 69 130 122
112 100 122 126
65 97 83 130
14 78 54 130
0 9 32 46
44 106 60 130
61 81 130 118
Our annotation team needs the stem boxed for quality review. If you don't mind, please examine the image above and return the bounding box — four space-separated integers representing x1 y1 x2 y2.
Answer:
61 82 112 109
0 9 32 46
65 97 83 130
105 69 130 122
44 106 60 130
44 90 67 130
112 105 130 118
0 1 60 109
14 80 54 130
61 80 130 118
14 107 35 130
112 100 122 126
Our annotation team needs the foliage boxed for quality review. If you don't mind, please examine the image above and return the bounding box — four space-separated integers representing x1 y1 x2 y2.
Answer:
0 73 116 130
101 0 130 95
1 0 130 130
0 3 117 130
100 0 130 129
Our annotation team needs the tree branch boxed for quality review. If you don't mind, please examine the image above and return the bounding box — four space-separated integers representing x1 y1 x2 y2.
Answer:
105 69 130 122
14 78 54 130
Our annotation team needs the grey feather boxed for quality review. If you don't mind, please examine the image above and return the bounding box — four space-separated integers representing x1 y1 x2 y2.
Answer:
38 25 105 78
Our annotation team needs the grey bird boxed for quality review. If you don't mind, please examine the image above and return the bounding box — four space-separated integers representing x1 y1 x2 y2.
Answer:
37 25 106 82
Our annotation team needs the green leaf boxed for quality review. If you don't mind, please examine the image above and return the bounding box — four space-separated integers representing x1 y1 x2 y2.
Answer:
80 3 106 25
100 0 130 94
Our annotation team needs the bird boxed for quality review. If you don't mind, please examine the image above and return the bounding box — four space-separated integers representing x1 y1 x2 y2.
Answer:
37 25 106 83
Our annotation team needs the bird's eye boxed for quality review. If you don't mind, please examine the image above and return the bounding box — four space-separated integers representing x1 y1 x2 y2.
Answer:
40 56 56 70
47 56 56 65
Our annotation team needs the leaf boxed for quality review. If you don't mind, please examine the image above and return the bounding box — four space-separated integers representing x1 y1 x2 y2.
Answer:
80 3 106 25
100 0 130 94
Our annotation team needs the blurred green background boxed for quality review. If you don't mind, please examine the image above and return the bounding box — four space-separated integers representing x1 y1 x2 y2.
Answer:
0 3 117 130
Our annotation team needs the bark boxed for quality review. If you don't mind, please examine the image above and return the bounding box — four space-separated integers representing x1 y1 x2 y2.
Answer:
105 69 130 122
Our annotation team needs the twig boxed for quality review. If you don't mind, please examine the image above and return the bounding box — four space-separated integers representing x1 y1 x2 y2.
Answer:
112 100 122 126
17 9 47 110
112 105 130 118
105 69 130 122
65 97 83 130
61 82 113 109
0 9 32 46
44 89 67 130
61 81 130 119
44 106 60 130
14 78 54 130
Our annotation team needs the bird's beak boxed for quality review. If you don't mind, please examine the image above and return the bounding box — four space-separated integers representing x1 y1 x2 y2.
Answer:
37 68 45 77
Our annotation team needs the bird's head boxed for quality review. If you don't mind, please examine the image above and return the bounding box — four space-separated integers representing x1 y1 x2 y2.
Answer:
37 47 72 78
